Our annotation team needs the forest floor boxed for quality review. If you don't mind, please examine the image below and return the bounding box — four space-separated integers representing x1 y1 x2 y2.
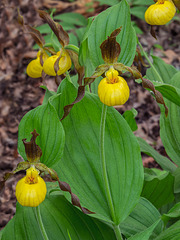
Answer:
0 0 180 230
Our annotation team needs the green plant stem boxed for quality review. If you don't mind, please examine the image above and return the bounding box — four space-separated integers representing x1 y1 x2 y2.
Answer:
100 104 116 221
65 44 79 54
113 224 123 240
35 206 49 240
100 104 123 240
138 41 163 83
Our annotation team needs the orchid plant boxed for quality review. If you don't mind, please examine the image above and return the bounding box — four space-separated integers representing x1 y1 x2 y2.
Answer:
1 0 180 240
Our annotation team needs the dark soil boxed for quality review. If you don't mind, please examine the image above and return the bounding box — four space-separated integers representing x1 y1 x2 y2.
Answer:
0 0 180 230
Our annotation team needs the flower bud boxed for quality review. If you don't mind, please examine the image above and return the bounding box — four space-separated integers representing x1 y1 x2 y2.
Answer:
15 166 47 207
26 51 48 78
98 68 130 106
145 0 176 25
43 50 71 76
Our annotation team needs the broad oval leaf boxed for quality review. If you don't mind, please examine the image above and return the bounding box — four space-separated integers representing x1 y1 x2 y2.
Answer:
160 76 180 166
1 190 116 240
79 0 137 77
52 78 144 225
18 101 65 167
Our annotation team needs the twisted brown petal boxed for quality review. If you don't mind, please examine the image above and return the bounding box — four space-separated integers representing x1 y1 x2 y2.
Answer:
61 85 85 121
142 78 168 116
35 163 94 214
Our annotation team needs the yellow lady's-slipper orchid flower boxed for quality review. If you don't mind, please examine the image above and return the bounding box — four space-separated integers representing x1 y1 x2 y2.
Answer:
98 68 130 106
43 49 72 76
26 51 48 78
15 166 47 207
145 0 176 25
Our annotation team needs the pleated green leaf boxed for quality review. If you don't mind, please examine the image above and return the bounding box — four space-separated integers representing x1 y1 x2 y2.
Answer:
1 192 116 240
120 198 163 240
79 0 136 78
173 167 180 193
141 168 174 209
155 220 180 240
52 78 143 225
160 76 180 165
18 100 65 167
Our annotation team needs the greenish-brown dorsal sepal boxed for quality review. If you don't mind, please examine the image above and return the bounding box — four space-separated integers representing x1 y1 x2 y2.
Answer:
100 27 122 64
38 10 69 47
23 129 42 163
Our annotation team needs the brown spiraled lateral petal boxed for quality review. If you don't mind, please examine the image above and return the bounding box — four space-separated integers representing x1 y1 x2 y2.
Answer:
0 173 13 193
84 64 109 86
35 163 94 214
142 78 155 92
38 10 69 47
142 78 168 116
113 63 134 75
17 9 44 47
66 49 84 85
136 48 149 68
61 85 85 121
22 129 42 163
58 180 95 214
150 25 157 40
25 25 45 48
134 54 141 72
154 90 168 116
131 66 143 79
100 27 122 64
0 162 30 192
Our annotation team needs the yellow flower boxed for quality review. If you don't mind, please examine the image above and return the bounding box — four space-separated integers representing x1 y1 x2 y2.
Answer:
16 166 47 207
43 49 72 76
145 0 176 25
26 51 48 78
98 68 130 106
